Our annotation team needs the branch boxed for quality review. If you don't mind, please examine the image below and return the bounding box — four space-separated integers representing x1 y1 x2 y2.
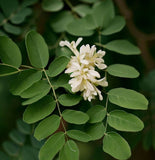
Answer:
114 0 155 72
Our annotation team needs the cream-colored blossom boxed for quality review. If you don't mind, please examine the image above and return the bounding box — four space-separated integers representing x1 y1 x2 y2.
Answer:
59 38 108 101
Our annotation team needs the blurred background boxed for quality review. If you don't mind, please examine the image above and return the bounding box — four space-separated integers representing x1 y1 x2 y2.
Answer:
0 0 155 159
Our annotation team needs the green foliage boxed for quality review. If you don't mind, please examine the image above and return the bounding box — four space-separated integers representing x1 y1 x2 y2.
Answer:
107 110 144 132
42 0 64 12
0 64 19 77
0 119 43 160
25 31 49 68
87 105 106 123
107 64 139 78
103 132 131 160
67 130 92 142
58 94 82 106
108 88 148 110
0 0 150 160
10 69 42 95
39 132 65 160
104 40 141 55
48 56 70 77
59 140 79 160
50 11 74 33
23 96 56 124
101 16 125 35
0 0 37 35
62 109 89 124
86 122 105 140
34 115 60 140
0 36 22 67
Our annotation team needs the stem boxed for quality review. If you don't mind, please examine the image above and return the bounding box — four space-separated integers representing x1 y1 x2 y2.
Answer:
0 63 21 71
98 30 101 47
43 69 67 135
20 65 34 69
104 95 109 134
64 0 74 11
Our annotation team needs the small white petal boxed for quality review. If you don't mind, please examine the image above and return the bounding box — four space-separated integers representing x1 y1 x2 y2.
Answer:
88 70 100 78
97 50 106 57
76 37 83 46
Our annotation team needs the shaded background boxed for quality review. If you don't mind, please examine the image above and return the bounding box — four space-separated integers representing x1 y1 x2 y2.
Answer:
0 0 155 159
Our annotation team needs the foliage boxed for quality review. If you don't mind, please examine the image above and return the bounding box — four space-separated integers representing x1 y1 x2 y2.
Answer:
0 0 151 160
0 0 38 36
0 119 44 160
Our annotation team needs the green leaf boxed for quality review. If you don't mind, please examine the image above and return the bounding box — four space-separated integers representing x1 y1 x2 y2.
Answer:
103 132 131 160
34 115 61 141
101 16 125 35
23 96 56 124
48 56 70 77
67 18 94 36
59 140 79 160
22 87 50 106
87 105 106 123
10 8 32 24
86 122 105 140
3 23 21 35
20 146 38 160
62 109 89 124
25 31 49 68
0 64 19 77
39 132 65 160
58 94 82 106
21 0 38 8
50 74 72 93
67 130 92 142
9 129 25 145
51 74 70 87
104 40 141 55
30 136 45 149
10 69 42 95
50 11 74 33
55 47 72 58
107 64 140 78
80 0 97 3
0 36 22 67
108 88 148 110
17 119 31 135
107 110 144 132
74 4 91 17
0 0 18 17
20 80 50 98
92 0 115 28
42 0 64 12
2 141 20 157
0 151 10 160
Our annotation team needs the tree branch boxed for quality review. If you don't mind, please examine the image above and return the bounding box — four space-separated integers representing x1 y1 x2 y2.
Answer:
114 0 155 72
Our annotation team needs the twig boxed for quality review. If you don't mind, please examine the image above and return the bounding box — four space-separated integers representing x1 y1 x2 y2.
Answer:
114 0 155 72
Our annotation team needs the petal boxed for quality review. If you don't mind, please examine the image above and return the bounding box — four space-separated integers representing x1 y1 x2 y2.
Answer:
59 40 70 47
90 45 96 56
95 63 107 70
97 50 106 57
76 37 83 46
88 70 101 78
95 77 108 87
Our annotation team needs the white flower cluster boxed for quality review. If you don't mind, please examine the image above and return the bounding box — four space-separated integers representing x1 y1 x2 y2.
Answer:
59 38 108 101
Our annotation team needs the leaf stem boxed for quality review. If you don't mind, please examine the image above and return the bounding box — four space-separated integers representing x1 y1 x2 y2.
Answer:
64 0 74 11
43 69 68 136
20 65 34 69
104 95 109 133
